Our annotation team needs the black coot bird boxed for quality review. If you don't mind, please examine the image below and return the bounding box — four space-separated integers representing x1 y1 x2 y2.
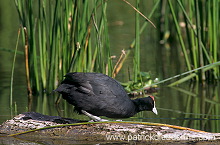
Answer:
55 72 157 121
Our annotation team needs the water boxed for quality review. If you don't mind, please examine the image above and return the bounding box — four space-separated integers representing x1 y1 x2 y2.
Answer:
0 0 220 144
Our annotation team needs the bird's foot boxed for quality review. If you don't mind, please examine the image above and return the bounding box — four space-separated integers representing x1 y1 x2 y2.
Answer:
88 119 109 122
81 110 108 122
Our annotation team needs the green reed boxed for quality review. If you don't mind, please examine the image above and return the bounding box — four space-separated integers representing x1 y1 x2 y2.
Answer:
134 0 140 82
163 0 220 84
14 0 160 95
10 29 20 107
14 0 115 94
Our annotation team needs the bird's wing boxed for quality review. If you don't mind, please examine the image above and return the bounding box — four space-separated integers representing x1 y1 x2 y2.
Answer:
60 73 94 95
91 74 128 99
76 81 95 95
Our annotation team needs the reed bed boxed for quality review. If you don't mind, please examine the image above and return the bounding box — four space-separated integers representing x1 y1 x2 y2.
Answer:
14 0 220 95
14 0 160 95
161 0 220 85
14 0 115 94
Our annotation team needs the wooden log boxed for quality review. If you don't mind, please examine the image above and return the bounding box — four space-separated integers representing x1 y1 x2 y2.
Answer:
1 112 220 144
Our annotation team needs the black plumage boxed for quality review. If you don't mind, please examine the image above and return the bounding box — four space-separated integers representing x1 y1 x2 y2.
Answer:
55 72 157 118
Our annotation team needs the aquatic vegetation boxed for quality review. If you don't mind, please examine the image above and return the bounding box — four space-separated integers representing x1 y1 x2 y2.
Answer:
161 0 220 85
14 0 159 95
13 0 220 95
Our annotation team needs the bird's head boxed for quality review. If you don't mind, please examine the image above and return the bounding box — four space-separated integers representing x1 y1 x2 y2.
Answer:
133 95 158 115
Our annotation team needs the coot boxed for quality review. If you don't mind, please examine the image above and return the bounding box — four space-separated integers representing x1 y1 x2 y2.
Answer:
55 72 157 121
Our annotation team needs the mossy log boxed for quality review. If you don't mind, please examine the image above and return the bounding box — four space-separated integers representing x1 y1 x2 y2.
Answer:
0 112 220 144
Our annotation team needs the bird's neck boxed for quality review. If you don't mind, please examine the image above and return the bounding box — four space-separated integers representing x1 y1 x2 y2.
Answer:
132 98 150 112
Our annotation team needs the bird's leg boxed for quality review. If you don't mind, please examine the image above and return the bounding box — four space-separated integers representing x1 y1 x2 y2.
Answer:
81 110 108 122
